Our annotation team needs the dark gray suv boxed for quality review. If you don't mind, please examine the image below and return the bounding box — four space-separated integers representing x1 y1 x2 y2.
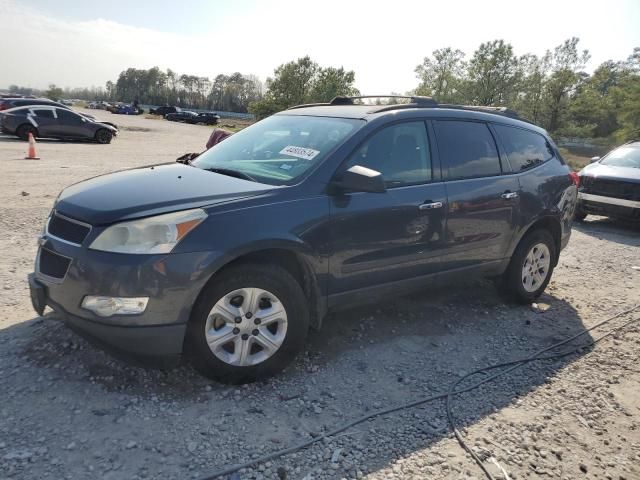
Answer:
28 96 578 383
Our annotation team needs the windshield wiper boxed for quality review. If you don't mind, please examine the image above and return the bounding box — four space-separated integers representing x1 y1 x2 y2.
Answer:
203 167 256 182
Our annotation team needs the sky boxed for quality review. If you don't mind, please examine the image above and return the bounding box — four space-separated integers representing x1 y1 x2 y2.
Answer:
1 0 639 94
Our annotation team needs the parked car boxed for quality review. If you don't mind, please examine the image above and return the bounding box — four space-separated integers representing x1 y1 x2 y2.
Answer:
61 99 74 106
28 95 578 383
0 97 69 111
576 140 640 222
0 105 117 143
149 105 181 116
111 104 143 115
188 112 221 125
165 110 198 122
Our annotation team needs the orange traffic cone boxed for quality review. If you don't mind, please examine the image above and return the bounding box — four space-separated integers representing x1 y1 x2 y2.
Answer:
25 132 40 160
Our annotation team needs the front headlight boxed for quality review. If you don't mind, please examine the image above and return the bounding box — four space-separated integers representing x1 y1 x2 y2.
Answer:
89 208 207 254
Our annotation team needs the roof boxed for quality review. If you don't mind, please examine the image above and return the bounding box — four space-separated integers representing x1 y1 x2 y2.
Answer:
276 95 540 129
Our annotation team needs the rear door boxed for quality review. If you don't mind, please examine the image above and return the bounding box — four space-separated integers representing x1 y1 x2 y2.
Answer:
28 108 57 136
328 120 448 298
433 119 520 270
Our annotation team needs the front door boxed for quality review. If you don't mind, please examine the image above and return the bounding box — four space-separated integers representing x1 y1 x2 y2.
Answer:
50 108 88 138
328 120 448 300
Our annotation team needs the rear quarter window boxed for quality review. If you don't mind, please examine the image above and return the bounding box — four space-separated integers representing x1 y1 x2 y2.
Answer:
493 124 554 171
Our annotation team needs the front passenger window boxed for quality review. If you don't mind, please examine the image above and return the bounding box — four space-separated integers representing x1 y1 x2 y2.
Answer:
344 121 431 187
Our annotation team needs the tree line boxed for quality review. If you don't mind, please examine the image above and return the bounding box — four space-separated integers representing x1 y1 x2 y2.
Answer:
6 37 638 141
412 38 639 142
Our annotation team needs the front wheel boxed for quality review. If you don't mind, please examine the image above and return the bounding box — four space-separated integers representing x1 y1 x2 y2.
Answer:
95 129 113 144
186 264 309 384
497 229 556 304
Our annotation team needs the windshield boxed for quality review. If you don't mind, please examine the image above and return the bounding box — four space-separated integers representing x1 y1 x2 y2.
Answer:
192 115 363 185
600 145 640 168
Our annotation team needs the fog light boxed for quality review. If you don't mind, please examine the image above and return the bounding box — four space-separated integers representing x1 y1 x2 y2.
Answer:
81 296 149 317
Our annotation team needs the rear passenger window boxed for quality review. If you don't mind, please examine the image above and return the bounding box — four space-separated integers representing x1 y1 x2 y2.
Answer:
494 125 554 171
434 121 501 180
345 121 431 187
32 109 54 119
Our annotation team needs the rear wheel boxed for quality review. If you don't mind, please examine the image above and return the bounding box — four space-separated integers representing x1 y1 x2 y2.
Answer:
95 129 113 144
186 264 309 384
16 124 37 141
497 229 556 304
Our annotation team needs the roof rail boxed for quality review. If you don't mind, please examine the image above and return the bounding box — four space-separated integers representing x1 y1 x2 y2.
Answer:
285 95 532 124
286 102 331 110
331 95 437 107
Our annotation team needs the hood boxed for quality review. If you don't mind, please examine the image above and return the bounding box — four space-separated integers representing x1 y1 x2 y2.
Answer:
580 162 640 183
55 163 273 225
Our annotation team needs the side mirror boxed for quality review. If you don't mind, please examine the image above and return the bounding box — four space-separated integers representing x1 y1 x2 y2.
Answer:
590 156 600 163
332 165 386 193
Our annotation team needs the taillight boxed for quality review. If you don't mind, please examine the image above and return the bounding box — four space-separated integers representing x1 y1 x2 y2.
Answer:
569 171 580 187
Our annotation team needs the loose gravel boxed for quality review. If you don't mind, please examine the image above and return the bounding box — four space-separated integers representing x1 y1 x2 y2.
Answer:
1 111 639 480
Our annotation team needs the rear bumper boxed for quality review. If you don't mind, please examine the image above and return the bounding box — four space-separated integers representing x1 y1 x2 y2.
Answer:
578 192 640 220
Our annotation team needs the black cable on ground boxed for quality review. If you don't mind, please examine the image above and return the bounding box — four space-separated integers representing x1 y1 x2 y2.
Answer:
197 304 639 480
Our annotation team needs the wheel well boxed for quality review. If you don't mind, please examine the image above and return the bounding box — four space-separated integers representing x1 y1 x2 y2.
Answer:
522 217 562 265
215 249 324 329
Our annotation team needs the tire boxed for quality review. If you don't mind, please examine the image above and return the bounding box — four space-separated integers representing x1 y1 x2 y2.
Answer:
95 129 113 144
186 264 310 384
16 124 37 141
497 229 556 304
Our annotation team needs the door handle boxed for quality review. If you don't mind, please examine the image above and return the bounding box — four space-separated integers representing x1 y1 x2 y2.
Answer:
501 191 519 200
419 201 443 210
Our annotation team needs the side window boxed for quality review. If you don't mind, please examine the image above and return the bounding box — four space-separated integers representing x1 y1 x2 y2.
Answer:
344 121 431 187
31 109 55 119
56 109 82 124
493 124 554 171
434 120 501 180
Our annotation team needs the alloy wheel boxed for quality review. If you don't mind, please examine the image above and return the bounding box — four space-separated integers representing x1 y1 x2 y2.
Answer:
204 288 288 366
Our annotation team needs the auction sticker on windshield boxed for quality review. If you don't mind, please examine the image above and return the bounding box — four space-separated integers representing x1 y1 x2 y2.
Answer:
279 146 320 161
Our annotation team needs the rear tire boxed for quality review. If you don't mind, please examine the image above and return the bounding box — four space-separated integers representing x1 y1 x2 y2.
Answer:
95 129 113 144
186 264 310 384
16 124 37 141
497 229 556 304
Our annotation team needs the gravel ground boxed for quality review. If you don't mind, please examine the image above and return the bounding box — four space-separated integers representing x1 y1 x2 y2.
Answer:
1 110 639 480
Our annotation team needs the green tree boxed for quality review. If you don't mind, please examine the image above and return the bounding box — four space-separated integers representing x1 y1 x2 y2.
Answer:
249 56 358 118
414 47 466 102
465 40 521 105
543 37 590 132
44 84 64 101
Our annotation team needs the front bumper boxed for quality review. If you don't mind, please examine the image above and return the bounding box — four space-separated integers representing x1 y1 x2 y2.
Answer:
578 192 640 221
29 234 221 358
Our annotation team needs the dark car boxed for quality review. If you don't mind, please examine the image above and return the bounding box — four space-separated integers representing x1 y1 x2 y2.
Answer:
576 140 640 222
110 104 143 115
0 97 70 111
28 96 577 383
1 105 118 143
188 112 221 125
150 105 181 116
165 110 198 122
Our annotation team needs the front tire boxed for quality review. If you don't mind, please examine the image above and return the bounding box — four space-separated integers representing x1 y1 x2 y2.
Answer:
186 264 310 384
497 229 556 304
95 129 113 144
